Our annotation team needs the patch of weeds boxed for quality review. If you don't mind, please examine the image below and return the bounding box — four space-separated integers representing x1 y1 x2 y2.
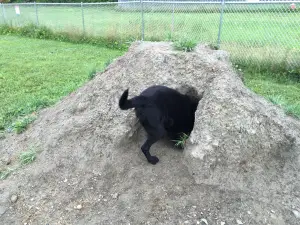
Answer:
0 117 5 131
286 68 300 83
0 24 130 51
0 131 5 140
88 67 97 80
284 104 300 119
173 38 197 52
172 133 190 148
0 146 39 180
104 58 113 68
208 43 219 50
0 167 15 180
267 95 300 119
166 32 173 41
267 95 285 106
11 114 37 134
19 148 37 166
88 58 114 80
100 58 114 72
0 35 125 132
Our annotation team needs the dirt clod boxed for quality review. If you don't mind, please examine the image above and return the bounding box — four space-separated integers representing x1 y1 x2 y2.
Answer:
75 204 82 210
292 210 300 219
10 195 18 203
236 219 243 224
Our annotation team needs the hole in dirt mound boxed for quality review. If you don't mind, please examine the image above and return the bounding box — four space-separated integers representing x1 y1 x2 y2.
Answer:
176 84 204 112
175 84 203 102
128 84 203 151
172 84 204 148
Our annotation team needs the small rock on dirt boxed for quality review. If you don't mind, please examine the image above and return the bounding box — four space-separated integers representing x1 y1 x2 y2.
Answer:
111 193 119 199
10 195 18 203
75 204 82 210
1 155 11 165
236 219 243 224
292 210 300 219
200 218 208 225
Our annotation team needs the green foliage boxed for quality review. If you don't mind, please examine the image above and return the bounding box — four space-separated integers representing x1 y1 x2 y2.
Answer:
241 66 300 119
88 67 97 80
104 58 113 68
0 24 129 51
88 58 113 80
208 43 219 50
267 95 300 119
284 104 300 118
0 146 38 180
267 95 286 106
19 148 37 165
0 35 125 132
173 133 189 149
11 114 37 134
0 167 15 180
173 38 197 52
234 56 300 82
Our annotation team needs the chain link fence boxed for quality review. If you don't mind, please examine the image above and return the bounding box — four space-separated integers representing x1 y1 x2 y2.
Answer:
1 1 300 68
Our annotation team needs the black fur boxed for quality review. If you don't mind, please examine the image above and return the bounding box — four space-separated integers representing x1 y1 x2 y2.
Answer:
119 85 200 165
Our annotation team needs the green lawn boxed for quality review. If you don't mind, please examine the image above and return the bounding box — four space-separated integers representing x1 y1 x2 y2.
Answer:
1 4 299 68
1 4 299 46
242 70 300 118
0 35 125 131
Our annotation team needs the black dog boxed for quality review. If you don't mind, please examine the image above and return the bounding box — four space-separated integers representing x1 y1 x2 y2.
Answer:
119 85 199 165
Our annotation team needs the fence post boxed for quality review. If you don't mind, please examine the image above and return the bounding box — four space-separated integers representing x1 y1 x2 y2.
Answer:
81 2 85 34
140 0 144 41
217 0 225 49
1 3 6 23
34 2 39 26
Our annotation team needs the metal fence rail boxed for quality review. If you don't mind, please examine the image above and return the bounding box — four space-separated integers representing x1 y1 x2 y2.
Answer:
0 1 299 68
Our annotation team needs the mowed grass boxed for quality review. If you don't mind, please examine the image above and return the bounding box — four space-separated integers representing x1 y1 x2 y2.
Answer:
0 35 125 131
2 4 299 47
2 4 299 69
242 69 300 118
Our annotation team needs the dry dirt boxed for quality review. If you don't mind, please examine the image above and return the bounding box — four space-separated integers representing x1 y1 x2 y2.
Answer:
0 41 300 225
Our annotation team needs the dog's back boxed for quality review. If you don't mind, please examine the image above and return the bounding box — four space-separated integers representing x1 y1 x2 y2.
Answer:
131 85 198 137
144 86 198 137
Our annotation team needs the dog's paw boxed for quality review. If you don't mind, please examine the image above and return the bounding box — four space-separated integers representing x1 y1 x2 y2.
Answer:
149 156 159 165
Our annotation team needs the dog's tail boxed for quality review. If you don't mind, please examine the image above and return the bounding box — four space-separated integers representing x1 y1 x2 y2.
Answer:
119 89 148 110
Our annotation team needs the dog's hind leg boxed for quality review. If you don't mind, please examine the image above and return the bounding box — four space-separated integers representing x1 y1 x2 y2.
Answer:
141 125 165 165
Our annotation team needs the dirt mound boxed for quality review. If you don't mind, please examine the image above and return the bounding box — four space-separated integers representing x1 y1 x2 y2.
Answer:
1 41 300 225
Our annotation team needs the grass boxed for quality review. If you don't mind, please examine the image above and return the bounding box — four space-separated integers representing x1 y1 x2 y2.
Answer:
0 167 15 180
1 5 299 47
19 148 37 165
241 68 300 118
1 4 299 73
0 35 125 132
0 23 129 50
0 146 38 180
173 133 190 149
269 96 300 118
173 38 197 52
11 114 37 134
